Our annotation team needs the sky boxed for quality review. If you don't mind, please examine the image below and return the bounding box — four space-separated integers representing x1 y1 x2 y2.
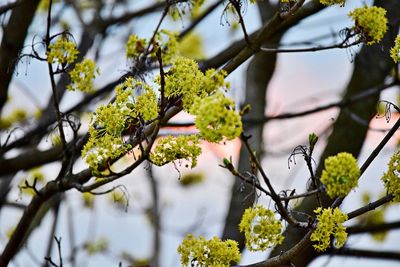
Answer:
1 0 399 266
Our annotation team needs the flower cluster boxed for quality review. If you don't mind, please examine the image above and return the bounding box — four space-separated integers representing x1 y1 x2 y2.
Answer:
68 59 99 93
348 5 387 45
82 132 132 171
82 77 158 171
0 109 27 129
177 33 205 60
177 234 240 267
158 56 228 111
319 0 345 6
125 34 147 59
310 207 348 251
155 30 179 64
125 30 180 64
239 205 284 251
84 237 108 255
114 79 158 122
320 152 360 198
150 135 202 168
381 151 400 202
47 37 79 64
82 192 95 209
191 92 242 143
390 35 400 63
179 172 204 186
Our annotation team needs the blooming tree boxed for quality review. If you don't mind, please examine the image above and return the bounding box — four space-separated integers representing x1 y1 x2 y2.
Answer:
0 0 399 267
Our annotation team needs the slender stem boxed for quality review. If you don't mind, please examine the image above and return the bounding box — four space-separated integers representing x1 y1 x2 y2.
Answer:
241 135 308 228
45 0 67 151
279 187 322 201
347 194 393 220
43 203 61 267
347 220 400 235
147 165 160 267
260 40 360 53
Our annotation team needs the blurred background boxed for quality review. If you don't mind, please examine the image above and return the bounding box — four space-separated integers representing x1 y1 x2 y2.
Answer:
0 0 399 266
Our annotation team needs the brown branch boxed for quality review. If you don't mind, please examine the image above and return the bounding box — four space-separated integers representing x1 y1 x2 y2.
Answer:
260 39 360 53
202 0 325 70
347 194 394 220
100 2 165 29
0 146 63 176
0 180 62 267
241 134 308 228
347 220 400 235
0 0 41 116
329 248 400 261
0 0 26 15
236 230 313 267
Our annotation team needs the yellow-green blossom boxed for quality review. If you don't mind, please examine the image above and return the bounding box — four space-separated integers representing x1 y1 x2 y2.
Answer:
239 205 284 251
115 77 159 122
82 133 132 171
158 56 228 111
38 0 60 11
348 6 387 45
109 190 128 210
177 33 205 60
82 192 95 209
179 172 204 186
390 35 400 63
82 77 159 170
126 34 147 59
191 92 242 143
155 30 179 64
311 207 348 251
321 152 360 198
177 234 241 267
47 37 79 64
381 151 400 202
68 59 99 93
84 237 108 255
150 135 201 168
93 78 158 136
0 109 27 129
319 0 345 6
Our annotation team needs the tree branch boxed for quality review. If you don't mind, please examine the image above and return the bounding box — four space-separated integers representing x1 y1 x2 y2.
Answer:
329 248 400 261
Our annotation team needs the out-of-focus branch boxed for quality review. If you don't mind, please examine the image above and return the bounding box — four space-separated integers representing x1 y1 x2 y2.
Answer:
0 0 26 15
100 2 164 29
0 0 41 116
179 0 224 38
347 221 400 235
346 195 394 220
329 248 400 261
147 165 160 267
